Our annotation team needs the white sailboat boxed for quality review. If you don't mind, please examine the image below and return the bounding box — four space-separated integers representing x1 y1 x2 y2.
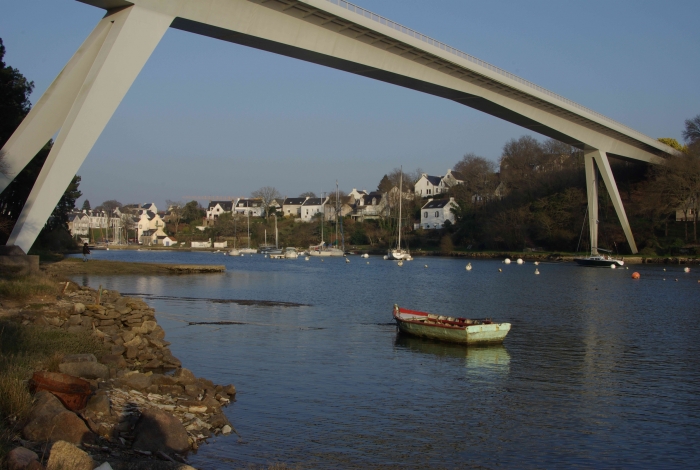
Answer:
387 168 410 260
238 210 257 254
308 191 344 257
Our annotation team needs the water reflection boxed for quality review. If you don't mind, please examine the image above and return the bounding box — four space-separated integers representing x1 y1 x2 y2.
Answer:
394 334 510 371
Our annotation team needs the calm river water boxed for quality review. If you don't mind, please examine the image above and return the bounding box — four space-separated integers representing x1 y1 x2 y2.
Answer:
70 250 700 469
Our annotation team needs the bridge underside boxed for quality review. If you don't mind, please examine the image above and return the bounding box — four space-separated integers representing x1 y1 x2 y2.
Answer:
0 0 677 254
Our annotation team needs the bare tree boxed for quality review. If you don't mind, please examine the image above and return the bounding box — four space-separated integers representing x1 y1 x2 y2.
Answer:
165 200 183 236
453 153 496 206
683 114 700 145
299 191 316 198
251 186 282 217
99 200 123 212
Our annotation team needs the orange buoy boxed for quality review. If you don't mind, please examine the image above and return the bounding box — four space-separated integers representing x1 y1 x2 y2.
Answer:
631 272 640 279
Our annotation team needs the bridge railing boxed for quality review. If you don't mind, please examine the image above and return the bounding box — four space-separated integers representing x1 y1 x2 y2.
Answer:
324 0 653 143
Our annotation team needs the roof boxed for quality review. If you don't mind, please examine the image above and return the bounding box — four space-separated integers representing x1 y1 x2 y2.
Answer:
208 201 233 211
236 199 262 208
283 197 307 205
447 170 465 181
422 198 456 209
301 198 327 206
420 174 443 186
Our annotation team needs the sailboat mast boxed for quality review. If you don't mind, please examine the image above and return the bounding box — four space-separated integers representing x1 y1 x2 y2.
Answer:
247 210 250 249
398 166 402 249
275 215 278 249
336 181 339 248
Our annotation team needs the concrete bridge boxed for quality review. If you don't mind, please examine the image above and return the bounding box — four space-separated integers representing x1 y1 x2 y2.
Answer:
1 0 678 253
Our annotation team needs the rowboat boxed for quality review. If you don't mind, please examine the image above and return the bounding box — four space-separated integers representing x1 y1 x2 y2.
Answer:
393 305 511 345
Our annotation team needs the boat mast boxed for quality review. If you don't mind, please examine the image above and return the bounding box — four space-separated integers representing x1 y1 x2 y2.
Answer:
321 192 324 245
336 181 339 248
247 209 250 249
275 214 278 249
398 166 402 250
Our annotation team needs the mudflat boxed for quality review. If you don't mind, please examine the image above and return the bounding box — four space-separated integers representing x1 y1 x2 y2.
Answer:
43 258 225 275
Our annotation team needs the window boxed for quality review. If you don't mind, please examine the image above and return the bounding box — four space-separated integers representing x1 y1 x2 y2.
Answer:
427 189 431 194
424 212 428 218
435 211 439 217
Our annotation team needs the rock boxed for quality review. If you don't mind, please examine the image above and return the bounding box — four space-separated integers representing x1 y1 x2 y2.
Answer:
66 325 86 334
209 412 230 429
150 326 166 340
142 320 157 333
152 374 176 386
59 361 109 380
74 303 86 314
122 331 135 343
124 336 142 348
63 353 97 364
124 372 152 390
94 462 114 470
100 354 127 369
143 359 164 370
69 314 82 325
184 385 200 397
223 384 236 396
159 384 184 395
221 425 232 435
162 354 181 368
111 345 126 356
174 368 196 385
6 447 40 470
23 391 94 444
46 441 94 470
117 306 132 315
126 346 139 359
132 408 190 454
86 393 110 415
100 319 115 327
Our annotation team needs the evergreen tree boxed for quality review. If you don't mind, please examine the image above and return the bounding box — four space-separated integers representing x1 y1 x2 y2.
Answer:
82 199 91 211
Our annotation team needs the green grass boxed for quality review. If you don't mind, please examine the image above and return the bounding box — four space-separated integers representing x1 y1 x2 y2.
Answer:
0 270 59 300
0 319 106 464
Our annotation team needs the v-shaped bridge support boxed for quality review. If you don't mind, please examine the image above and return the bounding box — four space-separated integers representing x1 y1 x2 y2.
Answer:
584 149 638 254
2 5 173 253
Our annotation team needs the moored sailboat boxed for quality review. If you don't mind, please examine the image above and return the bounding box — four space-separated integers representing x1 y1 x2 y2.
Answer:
387 168 410 260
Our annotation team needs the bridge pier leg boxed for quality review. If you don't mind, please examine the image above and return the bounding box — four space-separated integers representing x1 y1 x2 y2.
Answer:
5 6 173 253
584 149 638 255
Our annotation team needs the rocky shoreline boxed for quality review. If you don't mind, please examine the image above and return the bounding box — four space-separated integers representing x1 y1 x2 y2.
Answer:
3 281 235 470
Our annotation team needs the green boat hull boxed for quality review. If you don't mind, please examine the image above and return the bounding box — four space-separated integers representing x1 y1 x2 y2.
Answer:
397 320 511 345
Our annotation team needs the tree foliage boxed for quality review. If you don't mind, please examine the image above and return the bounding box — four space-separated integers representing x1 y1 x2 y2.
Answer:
251 186 281 217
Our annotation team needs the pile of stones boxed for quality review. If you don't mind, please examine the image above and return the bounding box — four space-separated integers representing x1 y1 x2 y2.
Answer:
6 283 237 470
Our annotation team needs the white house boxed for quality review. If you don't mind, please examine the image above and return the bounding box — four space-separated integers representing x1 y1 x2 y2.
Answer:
282 197 308 217
234 198 264 217
414 174 446 197
352 192 387 221
206 200 234 220
161 235 177 247
137 210 164 244
441 169 465 188
420 197 459 229
300 197 329 222
348 188 368 204
68 213 90 237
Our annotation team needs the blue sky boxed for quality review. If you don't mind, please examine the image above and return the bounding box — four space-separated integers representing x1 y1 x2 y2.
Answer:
2 0 699 209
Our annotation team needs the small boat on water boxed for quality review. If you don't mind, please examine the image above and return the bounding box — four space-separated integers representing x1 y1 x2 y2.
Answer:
393 305 511 345
574 248 624 267
284 247 299 259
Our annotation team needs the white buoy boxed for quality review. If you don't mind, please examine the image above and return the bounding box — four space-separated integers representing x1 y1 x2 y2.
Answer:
345 258 350 263
321 259 324 262
362 253 369 258
305 256 309 261
516 258 523 265
535 269 540 275
366 261 369 264
106 248 109 251
610 264 616 269
398 261 404 267
504 258 511 264
534 261 539 266
264 254 267 258
466 263 472 271
424 265 428 268
498 268 502 272
663 268 666 271
383 255 388 260
241 254 244 257
684 267 691 273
